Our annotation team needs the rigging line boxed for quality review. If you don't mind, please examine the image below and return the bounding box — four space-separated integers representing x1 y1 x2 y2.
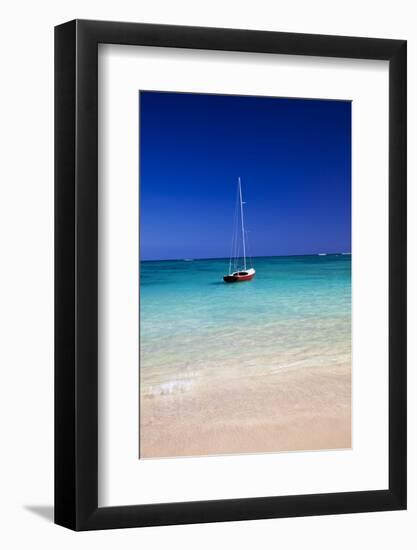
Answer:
233 184 239 271
238 177 247 270
246 230 254 268
233 233 239 271
233 183 240 271
234 223 240 270
229 183 239 273
234 186 239 270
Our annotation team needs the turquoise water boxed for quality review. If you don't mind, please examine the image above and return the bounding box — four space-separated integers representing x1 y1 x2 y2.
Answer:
140 255 351 396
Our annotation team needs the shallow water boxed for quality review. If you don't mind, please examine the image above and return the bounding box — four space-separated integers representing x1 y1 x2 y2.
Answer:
139 254 351 397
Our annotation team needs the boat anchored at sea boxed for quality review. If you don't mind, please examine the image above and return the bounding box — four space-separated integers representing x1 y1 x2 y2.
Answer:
223 178 256 283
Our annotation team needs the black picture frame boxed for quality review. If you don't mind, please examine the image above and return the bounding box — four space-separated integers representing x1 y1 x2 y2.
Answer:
55 19 407 531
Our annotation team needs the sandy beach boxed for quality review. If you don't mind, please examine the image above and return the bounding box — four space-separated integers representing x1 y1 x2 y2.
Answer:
140 361 351 458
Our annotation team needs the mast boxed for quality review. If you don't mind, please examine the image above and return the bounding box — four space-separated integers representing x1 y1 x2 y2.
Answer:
238 177 247 270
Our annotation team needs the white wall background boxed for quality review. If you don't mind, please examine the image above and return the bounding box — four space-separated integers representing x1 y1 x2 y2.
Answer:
0 0 415 548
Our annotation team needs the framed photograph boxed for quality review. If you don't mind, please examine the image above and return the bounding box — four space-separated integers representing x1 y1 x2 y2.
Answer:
55 20 406 530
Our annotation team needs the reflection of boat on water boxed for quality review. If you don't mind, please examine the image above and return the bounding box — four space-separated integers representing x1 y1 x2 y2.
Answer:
223 178 256 283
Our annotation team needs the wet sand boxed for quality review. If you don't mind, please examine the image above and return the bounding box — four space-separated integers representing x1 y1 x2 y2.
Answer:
140 362 351 458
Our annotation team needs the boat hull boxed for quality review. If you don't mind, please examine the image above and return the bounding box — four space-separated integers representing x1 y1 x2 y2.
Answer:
223 271 255 283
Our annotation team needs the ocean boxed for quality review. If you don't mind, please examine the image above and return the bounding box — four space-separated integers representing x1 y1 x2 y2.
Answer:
140 254 351 399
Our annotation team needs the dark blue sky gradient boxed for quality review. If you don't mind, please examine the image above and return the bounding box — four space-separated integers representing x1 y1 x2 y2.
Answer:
140 91 351 260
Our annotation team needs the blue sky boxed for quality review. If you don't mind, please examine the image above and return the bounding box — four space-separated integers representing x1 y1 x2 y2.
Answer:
140 91 351 260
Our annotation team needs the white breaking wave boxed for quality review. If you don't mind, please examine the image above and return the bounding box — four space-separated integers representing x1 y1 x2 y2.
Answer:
145 378 194 397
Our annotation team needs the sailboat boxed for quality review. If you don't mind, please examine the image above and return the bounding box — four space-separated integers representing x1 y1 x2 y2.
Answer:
223 178 256 283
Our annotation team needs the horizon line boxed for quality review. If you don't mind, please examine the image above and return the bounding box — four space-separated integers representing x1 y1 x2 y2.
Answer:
140 251 352 262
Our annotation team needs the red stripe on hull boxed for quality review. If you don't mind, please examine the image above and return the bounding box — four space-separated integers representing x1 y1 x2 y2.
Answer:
223 273 255 283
